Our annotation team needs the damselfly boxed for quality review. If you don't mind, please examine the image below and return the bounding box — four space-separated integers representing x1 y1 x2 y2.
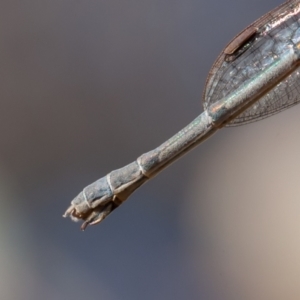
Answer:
64 0 300 230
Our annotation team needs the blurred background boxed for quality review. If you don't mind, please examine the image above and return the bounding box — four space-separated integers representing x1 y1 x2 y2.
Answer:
1 0 300 299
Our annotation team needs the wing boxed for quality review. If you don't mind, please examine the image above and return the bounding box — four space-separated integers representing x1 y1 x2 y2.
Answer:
203 0 300 126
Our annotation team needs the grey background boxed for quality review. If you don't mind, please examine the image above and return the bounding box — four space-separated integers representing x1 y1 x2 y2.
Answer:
1 0 299 299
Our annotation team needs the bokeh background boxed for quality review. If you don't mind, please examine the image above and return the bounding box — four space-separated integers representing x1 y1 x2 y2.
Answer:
1 0 300 299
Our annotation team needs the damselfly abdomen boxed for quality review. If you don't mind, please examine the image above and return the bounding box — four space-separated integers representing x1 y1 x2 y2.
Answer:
64 0 300 230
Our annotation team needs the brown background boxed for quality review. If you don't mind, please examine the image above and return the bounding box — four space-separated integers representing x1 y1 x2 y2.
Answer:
2 0 299 299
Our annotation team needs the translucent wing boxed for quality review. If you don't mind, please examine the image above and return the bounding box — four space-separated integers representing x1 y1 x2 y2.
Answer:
203 0 300 126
